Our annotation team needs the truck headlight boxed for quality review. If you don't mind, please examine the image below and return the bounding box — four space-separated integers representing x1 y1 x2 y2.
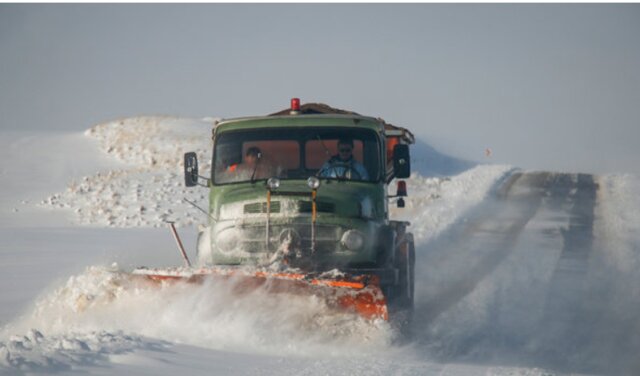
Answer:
267 177 280 190
307 176 320 189
216 228 240 253
341 230 364 251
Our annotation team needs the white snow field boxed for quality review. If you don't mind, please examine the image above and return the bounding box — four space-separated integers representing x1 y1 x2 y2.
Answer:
1 117 639 375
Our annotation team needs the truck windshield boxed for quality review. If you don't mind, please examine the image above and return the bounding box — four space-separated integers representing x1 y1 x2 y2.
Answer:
213 127 381 184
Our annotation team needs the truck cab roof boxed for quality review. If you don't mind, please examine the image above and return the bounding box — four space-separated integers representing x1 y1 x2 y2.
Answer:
215 102 415 145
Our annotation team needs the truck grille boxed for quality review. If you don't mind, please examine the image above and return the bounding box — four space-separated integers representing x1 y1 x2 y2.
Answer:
297 201 335 213
237 223 343 254
244 201 281 214
243 200 335 215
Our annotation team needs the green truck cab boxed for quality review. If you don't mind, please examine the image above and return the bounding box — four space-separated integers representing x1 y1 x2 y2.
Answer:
184 100 415 311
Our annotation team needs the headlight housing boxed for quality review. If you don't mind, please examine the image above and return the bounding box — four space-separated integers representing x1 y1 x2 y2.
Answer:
267 177 280 190
341 229 364 251
307 176 320 189
215 228 240 253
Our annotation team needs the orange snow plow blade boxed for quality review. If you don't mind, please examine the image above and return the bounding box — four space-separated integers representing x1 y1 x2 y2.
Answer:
130 267 388 321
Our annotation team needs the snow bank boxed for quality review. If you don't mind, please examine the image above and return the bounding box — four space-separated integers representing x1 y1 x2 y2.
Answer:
595 174 640 279
0 329 162 374
586 174 640 372
84 116 214 170
40 117 215 228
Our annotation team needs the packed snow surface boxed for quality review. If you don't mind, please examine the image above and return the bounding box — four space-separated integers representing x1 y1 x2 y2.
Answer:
1 116 639 375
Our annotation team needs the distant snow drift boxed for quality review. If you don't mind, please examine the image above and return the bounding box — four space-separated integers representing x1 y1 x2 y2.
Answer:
41 116 215 228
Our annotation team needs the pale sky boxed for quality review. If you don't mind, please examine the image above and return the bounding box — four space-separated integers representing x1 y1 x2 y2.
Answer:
1 4 639 174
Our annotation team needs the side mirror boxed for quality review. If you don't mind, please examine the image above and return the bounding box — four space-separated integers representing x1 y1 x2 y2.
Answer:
393 144 411 179
184 152 199 187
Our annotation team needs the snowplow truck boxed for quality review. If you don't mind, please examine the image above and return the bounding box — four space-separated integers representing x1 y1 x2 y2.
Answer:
152 99 415 322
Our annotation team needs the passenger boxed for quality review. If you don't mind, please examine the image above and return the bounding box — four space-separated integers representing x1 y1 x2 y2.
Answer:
242 146 262 175
229 146 280 181
318 138 369 180
225 147 258 179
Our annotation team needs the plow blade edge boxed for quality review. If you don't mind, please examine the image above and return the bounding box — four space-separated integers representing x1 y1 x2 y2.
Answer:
130 267 389 321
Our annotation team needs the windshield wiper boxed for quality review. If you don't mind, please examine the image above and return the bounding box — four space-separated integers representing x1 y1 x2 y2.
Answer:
316 135 331 157
250 153 262 183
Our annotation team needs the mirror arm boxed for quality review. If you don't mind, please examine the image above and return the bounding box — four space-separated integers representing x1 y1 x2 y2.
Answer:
197 175 210 187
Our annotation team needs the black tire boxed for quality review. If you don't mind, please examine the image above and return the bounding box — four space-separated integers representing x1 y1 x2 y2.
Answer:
396 233 415 309
389 233 415 338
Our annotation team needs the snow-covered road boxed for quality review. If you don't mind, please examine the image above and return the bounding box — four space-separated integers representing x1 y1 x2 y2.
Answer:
407 171 616 374
1 117 639 375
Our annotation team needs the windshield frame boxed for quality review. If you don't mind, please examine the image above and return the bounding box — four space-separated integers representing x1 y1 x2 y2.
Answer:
211 126 383 186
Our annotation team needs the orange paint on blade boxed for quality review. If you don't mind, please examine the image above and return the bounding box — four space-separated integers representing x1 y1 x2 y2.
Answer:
313 280 365 289
132 267 389 321
337 288 388 321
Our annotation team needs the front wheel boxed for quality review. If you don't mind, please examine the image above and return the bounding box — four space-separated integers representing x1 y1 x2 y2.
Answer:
387 233 415 338
396 233 415 310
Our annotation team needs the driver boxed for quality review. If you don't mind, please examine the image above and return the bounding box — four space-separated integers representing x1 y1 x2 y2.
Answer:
318 138 369 180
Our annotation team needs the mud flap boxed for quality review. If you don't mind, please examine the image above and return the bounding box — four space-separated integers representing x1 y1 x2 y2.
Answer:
376 226 396 267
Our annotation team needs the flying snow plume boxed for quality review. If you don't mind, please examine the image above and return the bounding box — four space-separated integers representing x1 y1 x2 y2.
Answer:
3 265 393 363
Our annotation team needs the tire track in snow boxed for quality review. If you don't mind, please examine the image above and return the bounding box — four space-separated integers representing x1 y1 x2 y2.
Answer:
540 174 598 342
538 174 640 375
412 171 551 328
409 171 640 375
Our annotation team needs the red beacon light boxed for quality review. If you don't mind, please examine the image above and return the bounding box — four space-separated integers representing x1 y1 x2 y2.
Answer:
290 98 301 114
